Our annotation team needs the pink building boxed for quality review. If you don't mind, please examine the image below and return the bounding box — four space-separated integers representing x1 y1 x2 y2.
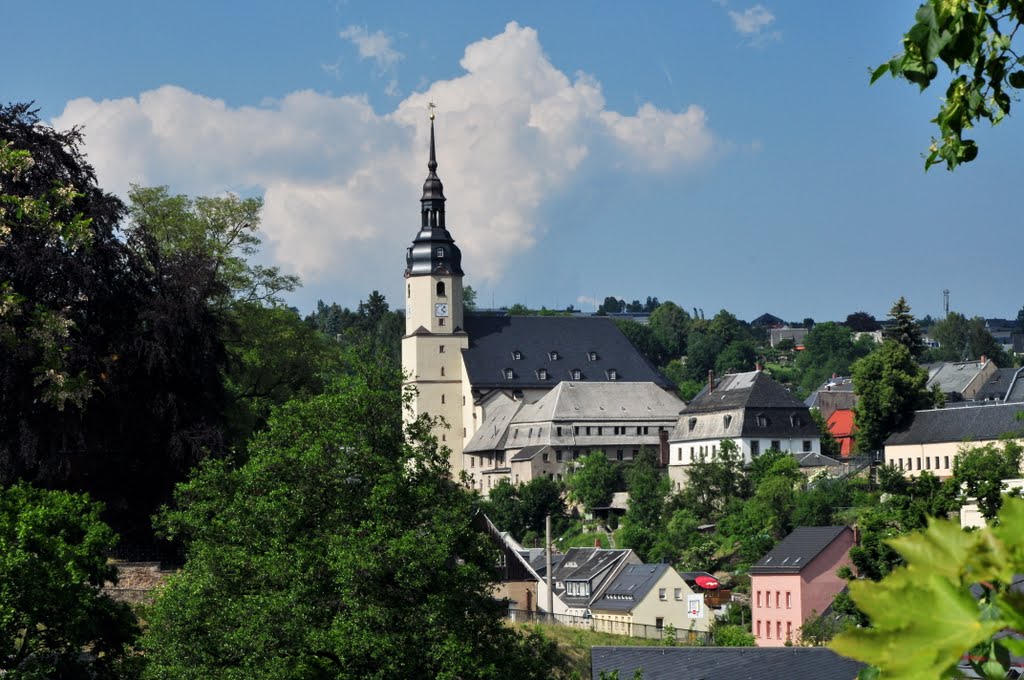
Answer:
749 526 855 647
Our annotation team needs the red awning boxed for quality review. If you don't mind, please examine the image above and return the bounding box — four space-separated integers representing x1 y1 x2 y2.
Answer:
695 575 719 590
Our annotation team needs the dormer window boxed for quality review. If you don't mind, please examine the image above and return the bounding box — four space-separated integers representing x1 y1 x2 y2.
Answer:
571 369 582 380
757 413 769 428
588 351 598 361
538 368 548 380
606 368 618 380
512 350 522 361
723 414 732 429
549 350 560 361
503 368 514 380
688 417 697 432
790 413 804 427
435 247 444 258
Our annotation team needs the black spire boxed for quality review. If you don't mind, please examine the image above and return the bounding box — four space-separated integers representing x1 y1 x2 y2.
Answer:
406 111 463 278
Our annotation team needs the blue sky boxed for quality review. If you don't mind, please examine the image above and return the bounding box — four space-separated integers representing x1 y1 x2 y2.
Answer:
5 1 1021 322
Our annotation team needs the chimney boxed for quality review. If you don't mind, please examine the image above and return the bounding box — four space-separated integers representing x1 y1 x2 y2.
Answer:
708 370 715 394
659 429 670 467
980 355 987 365
755 361 763 372
595 538 602 548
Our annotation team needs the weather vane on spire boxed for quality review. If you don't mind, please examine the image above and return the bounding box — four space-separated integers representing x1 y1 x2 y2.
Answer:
428 102 436 121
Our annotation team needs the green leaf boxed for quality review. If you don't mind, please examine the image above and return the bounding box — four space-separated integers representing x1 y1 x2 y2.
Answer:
1008 70 1024 88
871 63 891 84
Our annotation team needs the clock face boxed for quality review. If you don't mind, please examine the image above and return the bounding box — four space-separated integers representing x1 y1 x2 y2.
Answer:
435 303 449 318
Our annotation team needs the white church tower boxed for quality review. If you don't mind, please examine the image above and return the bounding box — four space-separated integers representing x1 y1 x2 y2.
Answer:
401 111 468 475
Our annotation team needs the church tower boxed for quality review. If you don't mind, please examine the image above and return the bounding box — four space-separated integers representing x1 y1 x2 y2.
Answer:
402 111 468 475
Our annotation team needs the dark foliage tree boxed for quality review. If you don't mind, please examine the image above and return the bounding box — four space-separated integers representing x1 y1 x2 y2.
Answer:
648 301 690 360
852 340 935 453
927 311 1009 365
597 296 625 315
844 311 881 332
795 322 871 394
614 319 667 368
566 451 618 513
882 296 925 358
0 104 228 542
618 450 670 560
714 339 758 375
674 439 747 522
482 477 568 542
952 439 1023 520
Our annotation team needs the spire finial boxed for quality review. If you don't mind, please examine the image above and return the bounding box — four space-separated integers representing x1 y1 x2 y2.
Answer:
427 102 438 172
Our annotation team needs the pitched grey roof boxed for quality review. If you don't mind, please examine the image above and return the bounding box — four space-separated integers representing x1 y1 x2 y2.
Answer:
589 563 669 612
551 547 636 607
885 402 1024 446
591 647 865 680
926 359 990 395
792 451 843 468
804 376 856 408
461 315 672 390
974 367 1024 402
684 371 807 414
509 444 549 462
749 526 851 575
464 399 523 452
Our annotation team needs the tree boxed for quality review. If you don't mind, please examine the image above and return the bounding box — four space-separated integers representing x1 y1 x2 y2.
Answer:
463 284 478 311
810 408 842 459
566 451 618 514
852 340 935 452
714 340 757 375
883 296 925 359
1 104 229 543
874 0 1024 169
648 302 690 360
0 483 139 679
927 311 1008 365
127 185 299 308
675 439 747 521
712 625 756 647
614 319 667 369
597 296 625 315
952 439 1023 520
795 322 869 394
482 477 568 542
844 311 880 332
831 498 1024 678
142 355 566 679
618 450 670 560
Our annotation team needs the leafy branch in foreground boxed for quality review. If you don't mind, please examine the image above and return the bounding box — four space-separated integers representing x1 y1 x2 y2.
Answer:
874 1 1024 170
830 497 1024 678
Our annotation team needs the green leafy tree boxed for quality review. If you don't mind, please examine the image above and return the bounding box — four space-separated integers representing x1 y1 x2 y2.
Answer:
0 483 139 679
142 355 566 679
597 296 625 315
795 322 867 394
952 439 1023 520
615 319 667 368
927 311 1009 364
712 625 756 647
675 439 747 521
852 340 934 452
832 498 1024 678
882 296 925 359
566 451 618 514
483 477 568 541
648 301 690 360
844 311 881 333
463 284 478 311
874 0 1024 169
714 340 757 375
618 450 670 560
798 610 847 647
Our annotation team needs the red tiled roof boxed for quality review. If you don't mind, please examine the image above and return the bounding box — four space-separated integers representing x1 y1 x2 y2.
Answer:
827 409 856 437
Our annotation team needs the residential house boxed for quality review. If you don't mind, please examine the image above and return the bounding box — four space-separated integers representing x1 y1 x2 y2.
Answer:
925 357 998 402
549 547 639 617
804 375 857 421
477 514 569 615
826 408 857 457
769 326 808 348
884 402 1024 479
667 370 821 490
973 366 1024 403
751 313 786 328
464 381 683 495
589 563 712 639
749 526 855 647
590 647 866 680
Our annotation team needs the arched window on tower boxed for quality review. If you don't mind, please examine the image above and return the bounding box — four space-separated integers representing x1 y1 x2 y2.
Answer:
436 281 446 297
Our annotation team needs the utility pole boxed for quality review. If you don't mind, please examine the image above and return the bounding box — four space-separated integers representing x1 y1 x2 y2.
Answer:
545 514 554 621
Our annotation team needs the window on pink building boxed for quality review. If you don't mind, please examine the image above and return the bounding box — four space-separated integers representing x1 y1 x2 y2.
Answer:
766 621 771 639
756 591 762 608
775 591 780 608
786 621 792 640
777 622 781 639
766 591 772 607
756 621 761 638
786 592 792 608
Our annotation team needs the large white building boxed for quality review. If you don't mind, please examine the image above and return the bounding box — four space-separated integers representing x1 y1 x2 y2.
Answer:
401 119 674 475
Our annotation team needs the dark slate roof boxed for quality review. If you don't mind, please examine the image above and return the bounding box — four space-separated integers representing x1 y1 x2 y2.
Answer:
589 563 669 612
749 526 851 575
461 315 672 390
684 371 807 414
974 367 1024 402
885 402 1024 446
591 647 866 680
751 312 785 326
510 444 549 462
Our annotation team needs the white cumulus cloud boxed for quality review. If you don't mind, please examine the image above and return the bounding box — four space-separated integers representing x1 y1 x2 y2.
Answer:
51 22 717 305
339 25 404 70
728 5 781 45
